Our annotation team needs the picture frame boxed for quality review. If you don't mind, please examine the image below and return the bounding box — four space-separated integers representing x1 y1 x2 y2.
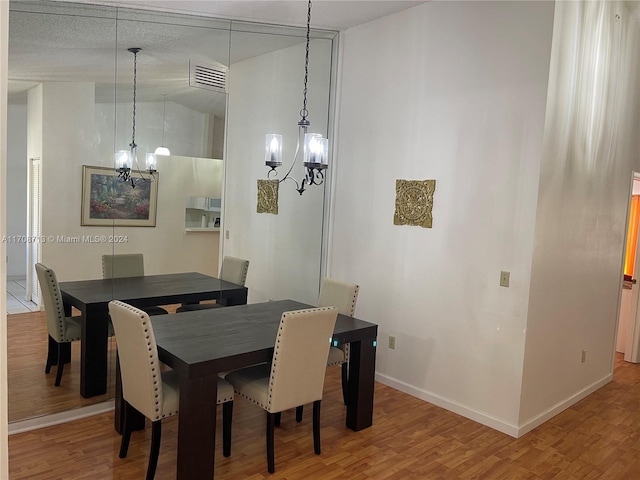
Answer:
81 165 158 227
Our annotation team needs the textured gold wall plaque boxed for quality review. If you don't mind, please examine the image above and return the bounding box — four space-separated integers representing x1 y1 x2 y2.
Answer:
257 179 279 214
394 179 436 228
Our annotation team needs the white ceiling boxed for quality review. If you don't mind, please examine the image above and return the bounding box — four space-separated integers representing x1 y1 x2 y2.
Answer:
8 0 427 115
70 0 429 30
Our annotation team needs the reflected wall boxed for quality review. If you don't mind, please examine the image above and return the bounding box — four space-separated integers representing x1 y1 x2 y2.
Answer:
6 0 337 423
225 26 335 305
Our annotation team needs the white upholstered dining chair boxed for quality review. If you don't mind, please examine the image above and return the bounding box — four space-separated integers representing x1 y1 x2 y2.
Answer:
102 253 145 279
108 300 235 480
36 263 84 386
102 253 168 316
225 306 338 474
295 278 360 421
176 255 249 312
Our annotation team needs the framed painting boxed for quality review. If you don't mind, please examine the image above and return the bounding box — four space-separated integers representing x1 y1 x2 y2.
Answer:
81 165 158 226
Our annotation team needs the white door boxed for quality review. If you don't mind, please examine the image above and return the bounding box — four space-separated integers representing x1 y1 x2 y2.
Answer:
26 157 41 305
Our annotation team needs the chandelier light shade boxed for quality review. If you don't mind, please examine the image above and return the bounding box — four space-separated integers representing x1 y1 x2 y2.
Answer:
303 133 328 167
116 150 132 171
154 94 171 156
146 152 157 172
116 47 158 187
154 145 170 156
262 0 328 195
265 134 283 168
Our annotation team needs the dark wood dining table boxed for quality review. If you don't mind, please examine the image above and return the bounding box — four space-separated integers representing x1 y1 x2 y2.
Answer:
59 272 248 398
137 299 378 480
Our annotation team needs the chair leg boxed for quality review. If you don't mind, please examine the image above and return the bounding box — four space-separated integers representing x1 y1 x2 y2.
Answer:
147 421 162 480
54 344 65 386
266 412 276 473
274 412 281 427
312 400 321 455
119 401 132 459
45 336 55 373
296 405 303 423
341 362 349 405
48 338 71 386
222 401 233 458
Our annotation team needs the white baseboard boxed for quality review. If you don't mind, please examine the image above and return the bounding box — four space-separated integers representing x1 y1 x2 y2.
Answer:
516 373 612 437
8 400 114 435
375 372 613 438
375 373 520 437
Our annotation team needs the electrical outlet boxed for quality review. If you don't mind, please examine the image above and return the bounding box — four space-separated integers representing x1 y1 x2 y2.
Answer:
581 349 587 363
388 336 396 349
500 271 510 287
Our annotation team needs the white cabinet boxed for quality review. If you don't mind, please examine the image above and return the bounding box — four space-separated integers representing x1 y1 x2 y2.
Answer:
185 197 221 232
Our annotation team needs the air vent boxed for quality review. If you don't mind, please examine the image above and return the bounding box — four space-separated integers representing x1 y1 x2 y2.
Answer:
190 60 227 93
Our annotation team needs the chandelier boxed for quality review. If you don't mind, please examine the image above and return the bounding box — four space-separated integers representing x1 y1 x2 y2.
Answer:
116 47 157 187
154 94 171 156
263 0 328 195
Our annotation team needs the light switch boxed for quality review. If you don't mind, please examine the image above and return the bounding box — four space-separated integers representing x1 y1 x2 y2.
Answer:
500 271 510 287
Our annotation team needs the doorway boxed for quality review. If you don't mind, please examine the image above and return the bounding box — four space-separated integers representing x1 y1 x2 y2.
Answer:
617 173 640 362
5 104 37 314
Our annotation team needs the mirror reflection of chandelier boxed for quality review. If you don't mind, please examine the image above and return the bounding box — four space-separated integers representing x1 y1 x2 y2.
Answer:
116 47 158 188
263 0 328 195
154 94 171 156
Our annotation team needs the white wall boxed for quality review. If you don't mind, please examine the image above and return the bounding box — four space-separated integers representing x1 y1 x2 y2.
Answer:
21 82 221 282
519 1 640 429
119 154 222 276
225 39 333 305
39 82 101 280
6 105 27 277
332 1 554 433
95 101 210 162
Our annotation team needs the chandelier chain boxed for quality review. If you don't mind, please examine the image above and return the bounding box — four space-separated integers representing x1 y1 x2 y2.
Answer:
161 94 167 145
264 0 326 196
130 49 138 149
299 0 311 124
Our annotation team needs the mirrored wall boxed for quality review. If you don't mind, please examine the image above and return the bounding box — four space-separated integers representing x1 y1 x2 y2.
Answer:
6 0 337 423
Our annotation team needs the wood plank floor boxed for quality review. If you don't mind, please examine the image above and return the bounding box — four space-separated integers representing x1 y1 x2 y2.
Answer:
7 304 183 422
7 310 116 422
8 353 640 478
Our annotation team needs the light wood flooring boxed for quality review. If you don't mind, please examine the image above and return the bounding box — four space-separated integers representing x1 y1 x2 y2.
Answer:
8 349 640 478
7 304 186 422
7 310 117 422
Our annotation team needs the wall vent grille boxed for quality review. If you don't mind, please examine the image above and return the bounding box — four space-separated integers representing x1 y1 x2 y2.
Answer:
189 60 227 93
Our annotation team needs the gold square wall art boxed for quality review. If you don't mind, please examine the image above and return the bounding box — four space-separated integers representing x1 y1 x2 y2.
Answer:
257 179 279 214
394 179 436 228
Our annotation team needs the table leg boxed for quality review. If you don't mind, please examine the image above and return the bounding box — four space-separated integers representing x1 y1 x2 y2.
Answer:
80 304 109 398
176 374 218 480
345 338 376 431
220 288 248 306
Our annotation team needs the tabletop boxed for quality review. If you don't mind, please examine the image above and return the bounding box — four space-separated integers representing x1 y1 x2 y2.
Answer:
59 271 246 306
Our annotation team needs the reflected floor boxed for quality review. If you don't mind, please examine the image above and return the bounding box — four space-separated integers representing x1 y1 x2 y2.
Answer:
7 309 116 423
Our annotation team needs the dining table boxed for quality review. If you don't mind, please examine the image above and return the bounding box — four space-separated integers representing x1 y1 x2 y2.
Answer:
122 299 378 480
59 272 248 398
